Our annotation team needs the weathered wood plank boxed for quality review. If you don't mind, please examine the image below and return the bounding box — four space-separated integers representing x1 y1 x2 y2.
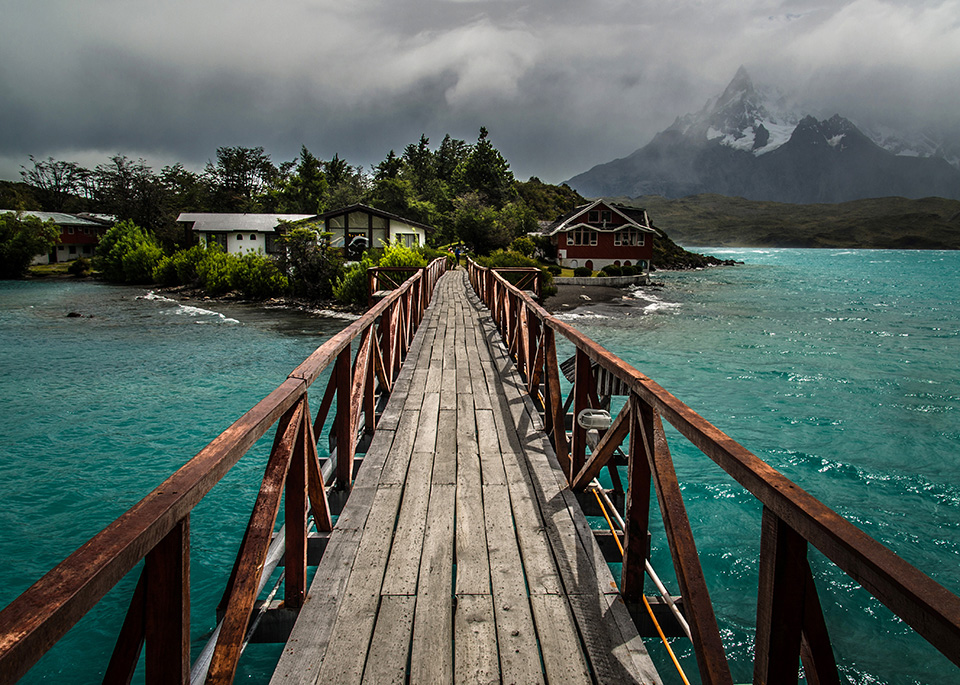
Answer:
454 594 499 685
360 595 416 685
475 409 507 486
455 446 489 596
381 450 435 596
482 484 544 684
433 410 458 486
499 451 564 596
415 392 441 454
528 594 592 685
269 528 362 685
410 483 455 683
315 485 404 685
378 411 418 485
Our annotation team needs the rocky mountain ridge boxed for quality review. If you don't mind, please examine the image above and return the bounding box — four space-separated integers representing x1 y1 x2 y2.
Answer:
566 68 960 203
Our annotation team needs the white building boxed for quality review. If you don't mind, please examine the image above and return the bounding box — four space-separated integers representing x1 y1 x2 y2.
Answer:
176 213 316 256
316 204 432 250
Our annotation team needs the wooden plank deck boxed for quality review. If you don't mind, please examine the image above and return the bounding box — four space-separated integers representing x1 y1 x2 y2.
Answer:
271 270 662 685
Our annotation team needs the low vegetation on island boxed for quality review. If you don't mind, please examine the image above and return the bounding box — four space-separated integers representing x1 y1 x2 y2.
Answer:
623 194 960 249
0 129 724 304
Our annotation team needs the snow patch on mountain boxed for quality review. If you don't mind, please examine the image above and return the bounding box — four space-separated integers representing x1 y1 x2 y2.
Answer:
667 67 957 169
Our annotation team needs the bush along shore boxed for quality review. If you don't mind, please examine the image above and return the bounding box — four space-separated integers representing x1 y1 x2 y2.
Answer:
8 130 737 307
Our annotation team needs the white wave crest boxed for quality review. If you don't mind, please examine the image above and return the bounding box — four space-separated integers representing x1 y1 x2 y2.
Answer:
630 289 682 314
174 304 240 324
554 312 612 321
140 290 178 304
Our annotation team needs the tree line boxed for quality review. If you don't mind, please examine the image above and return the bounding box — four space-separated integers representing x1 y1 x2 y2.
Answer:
1 128 586 300
4 128 584 255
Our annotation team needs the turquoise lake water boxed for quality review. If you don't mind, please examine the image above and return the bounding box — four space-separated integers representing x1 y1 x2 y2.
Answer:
1 249 959 683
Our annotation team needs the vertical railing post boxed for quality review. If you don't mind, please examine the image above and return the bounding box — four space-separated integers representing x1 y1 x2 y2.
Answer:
621 395 652 602
284 403 308 609
335 347 354 489
570 349 590 482
543 326 570 474
144 517 189 685
754 507 807 684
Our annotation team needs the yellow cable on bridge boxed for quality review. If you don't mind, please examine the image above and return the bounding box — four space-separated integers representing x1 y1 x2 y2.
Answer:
591 487 691 685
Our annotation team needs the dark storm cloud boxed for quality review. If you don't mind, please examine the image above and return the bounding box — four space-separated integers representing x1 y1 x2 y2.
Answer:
1 0 958 182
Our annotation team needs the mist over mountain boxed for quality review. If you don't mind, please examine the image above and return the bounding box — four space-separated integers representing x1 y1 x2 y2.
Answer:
566 67 960 203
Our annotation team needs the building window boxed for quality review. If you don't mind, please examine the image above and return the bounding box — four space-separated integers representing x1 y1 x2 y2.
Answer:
601 210 612 224
67 227 74 234
236 234 243 240
250 234 257 240
569 227 597 246
614 228 644 246
401 234 419 248
69 246 77 254
587 210 599 223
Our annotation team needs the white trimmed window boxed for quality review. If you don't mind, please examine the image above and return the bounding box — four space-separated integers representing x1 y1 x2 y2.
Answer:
614 228 644 246
568 227 597 246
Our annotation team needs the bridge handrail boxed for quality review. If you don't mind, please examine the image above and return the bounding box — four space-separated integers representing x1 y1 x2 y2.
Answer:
467 258 960 683
0 257 446 685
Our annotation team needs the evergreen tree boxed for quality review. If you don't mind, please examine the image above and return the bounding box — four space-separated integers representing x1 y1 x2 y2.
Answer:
458 127 516 207
275 146 329 214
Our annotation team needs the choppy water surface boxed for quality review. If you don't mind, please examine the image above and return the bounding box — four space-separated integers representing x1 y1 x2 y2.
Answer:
0 280 348 682
2 250 959 683
558 249 960 683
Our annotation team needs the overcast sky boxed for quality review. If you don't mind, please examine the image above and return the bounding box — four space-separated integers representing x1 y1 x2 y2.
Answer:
2 0 958 185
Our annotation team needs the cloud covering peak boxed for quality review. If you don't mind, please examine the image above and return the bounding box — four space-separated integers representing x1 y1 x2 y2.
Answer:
1 0 958 183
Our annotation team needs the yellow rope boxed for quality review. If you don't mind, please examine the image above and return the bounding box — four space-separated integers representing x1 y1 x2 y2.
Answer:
591 487 691 685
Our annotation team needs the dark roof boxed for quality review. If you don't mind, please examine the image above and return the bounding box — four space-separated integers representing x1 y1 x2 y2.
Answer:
176 213 315 232
0 210 109 227
315 203 435 233
541 199 658 236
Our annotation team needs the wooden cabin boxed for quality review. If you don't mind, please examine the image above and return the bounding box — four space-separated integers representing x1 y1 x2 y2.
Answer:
542 200 659 272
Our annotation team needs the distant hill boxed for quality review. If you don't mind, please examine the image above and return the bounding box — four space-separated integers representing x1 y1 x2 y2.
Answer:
617 194 960 249
566 68 960 204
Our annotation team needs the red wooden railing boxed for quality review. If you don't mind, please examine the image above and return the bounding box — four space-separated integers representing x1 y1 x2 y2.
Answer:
0 258 446 685
468 258 960 684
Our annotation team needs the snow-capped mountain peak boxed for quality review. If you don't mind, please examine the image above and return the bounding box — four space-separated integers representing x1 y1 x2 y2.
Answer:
668 67 802 156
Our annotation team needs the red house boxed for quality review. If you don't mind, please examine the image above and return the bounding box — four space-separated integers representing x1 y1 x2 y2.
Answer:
542 200 659 272
1 211 113 265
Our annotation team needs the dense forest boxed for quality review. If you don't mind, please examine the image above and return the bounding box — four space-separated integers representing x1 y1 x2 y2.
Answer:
1 128 583 255
1 129 720 300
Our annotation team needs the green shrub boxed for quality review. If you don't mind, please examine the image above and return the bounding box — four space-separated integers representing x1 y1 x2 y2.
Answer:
620 265 638 276
196 249 234 295
94 220 163 284
476 249 556 299
230 252 288 299
334 254 375 306
278 225 343 300
67 257 90 277
601 264 622 277
122 241 164 284
573 266 592 277
508 236 536 258
546 264 562 276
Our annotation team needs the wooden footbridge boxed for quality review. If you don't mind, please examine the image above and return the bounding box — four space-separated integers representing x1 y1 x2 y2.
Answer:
2 260 959 684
